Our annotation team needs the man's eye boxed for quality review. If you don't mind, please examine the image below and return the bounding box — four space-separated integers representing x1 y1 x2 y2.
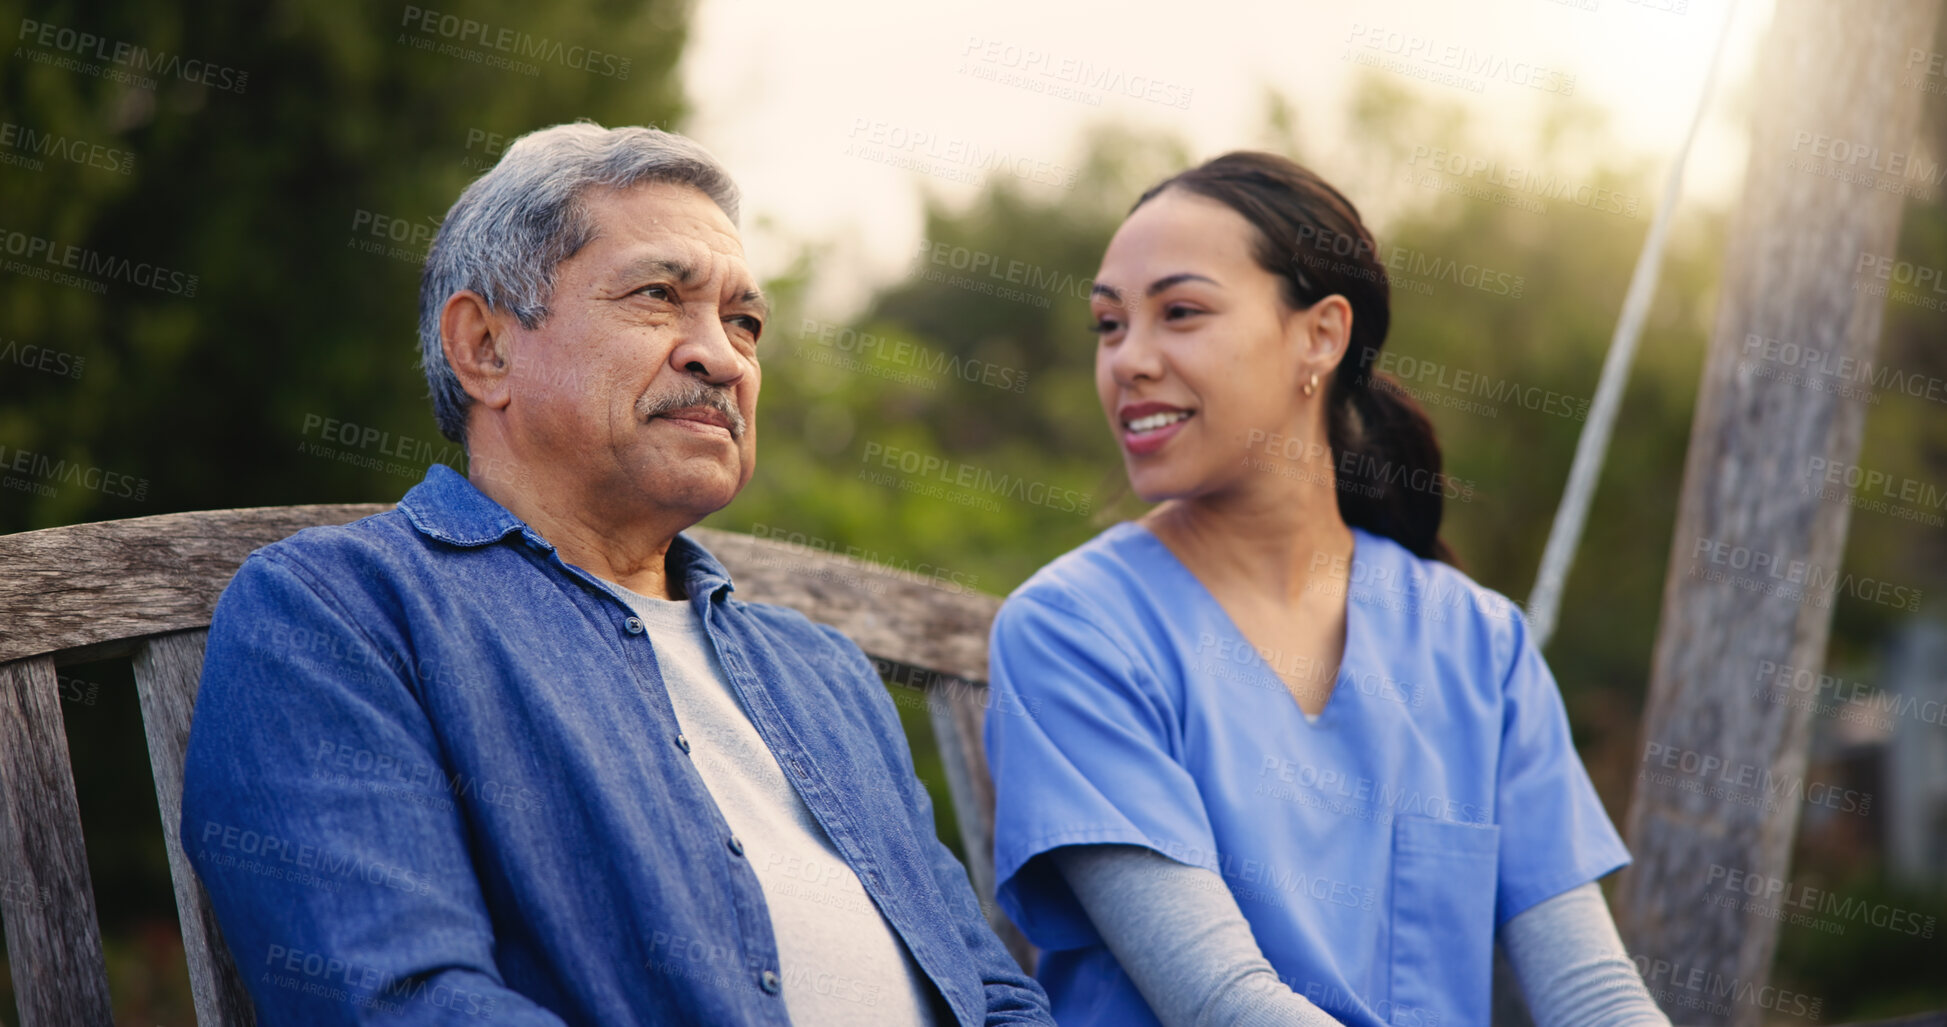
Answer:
731 315 763 337
635 284 672 300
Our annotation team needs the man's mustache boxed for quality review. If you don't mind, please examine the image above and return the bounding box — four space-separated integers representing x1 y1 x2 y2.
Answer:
639 380 748 439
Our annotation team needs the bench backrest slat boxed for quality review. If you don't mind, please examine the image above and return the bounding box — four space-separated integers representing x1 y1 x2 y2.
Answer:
131 631 256 1027
0 655 114 1026
0 505 391 667
925 678 1032 969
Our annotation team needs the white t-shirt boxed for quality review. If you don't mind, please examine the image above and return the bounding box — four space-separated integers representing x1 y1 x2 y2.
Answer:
610 581 947 1027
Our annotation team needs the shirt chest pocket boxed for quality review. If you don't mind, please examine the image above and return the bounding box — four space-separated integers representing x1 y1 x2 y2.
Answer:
1387 815 1499 1027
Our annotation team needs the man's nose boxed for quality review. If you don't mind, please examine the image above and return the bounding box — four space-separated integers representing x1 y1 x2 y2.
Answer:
669 314 745 385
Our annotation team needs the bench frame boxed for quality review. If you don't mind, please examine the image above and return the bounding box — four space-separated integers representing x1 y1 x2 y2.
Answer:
6 505 1940 1027
0 504 1027 1026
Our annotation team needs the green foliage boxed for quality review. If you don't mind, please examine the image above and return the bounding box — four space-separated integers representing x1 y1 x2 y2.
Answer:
7 4 1947 1017
0 0 692 532
0 2 696 1020
1769 870 1947 1021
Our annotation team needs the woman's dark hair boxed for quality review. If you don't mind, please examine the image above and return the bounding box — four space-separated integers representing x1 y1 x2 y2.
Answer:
1130 151 1456 564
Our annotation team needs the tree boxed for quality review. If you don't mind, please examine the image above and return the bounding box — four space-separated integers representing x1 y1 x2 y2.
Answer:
1613 3 1943 1024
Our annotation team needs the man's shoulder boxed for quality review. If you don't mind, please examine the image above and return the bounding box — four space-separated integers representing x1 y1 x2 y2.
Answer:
234 506 429 594
200 510 438 685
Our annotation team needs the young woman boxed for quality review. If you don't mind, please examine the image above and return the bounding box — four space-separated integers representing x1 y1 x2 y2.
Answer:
983 152 1670 1027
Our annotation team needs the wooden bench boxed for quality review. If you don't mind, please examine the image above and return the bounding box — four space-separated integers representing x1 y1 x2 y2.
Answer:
0 504 1027 1026
5 506 1940 1027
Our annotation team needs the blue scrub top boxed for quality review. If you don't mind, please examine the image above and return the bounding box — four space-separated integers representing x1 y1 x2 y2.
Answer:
984 522 1629 1027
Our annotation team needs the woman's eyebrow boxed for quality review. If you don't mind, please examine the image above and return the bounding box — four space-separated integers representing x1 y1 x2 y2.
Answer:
1090 272 1219 304
1143 272 1218 296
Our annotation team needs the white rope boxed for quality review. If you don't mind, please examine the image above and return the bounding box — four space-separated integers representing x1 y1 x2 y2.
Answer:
1525 0 1742 649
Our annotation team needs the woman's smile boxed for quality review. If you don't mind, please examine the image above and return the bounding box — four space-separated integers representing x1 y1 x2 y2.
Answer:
1119 401 1196 455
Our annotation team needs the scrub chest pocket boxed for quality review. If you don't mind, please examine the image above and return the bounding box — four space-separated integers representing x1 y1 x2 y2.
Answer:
1388 815 1500 1026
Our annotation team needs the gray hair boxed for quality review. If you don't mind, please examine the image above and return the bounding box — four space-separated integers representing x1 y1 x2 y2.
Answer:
417 121 741 444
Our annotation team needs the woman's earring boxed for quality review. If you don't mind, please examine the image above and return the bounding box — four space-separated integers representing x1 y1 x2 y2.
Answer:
1303 373 1319 398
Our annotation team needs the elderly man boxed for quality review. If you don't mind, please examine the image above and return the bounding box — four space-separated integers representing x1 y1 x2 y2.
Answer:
181 122 1053 1026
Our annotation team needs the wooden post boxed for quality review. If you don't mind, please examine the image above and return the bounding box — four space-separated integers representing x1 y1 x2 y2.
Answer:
1614 2 1941 1024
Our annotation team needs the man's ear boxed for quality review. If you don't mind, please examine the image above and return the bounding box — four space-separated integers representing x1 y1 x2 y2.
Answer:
440 290 515 412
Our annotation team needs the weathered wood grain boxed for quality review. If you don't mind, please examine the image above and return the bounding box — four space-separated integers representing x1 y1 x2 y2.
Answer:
0 655 112 1026
0 507 1000 685
0 504 390 665
1613 3 1942 1024
692 526 1002 683
924 672 1035 971
132 630 256 1027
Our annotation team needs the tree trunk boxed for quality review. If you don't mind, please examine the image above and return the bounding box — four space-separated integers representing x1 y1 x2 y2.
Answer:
1614 2 1941 1025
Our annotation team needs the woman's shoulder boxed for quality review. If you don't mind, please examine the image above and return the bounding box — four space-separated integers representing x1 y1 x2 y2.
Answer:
1007 519 1150 596
997 521 1161 640
1353 528 1529 669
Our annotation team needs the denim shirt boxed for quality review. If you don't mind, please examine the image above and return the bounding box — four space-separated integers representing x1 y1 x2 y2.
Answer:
180 463 1052 1026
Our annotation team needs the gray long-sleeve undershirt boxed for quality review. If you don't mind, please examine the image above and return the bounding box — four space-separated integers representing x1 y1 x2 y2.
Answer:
1053 844 1671 1027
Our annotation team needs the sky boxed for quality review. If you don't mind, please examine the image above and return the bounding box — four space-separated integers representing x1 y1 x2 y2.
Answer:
680 0 1773 316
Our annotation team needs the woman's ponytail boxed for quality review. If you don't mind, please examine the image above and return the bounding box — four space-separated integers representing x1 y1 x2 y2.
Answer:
1330 367 1455 564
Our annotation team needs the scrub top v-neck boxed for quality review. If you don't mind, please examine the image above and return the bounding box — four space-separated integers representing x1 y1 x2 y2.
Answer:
983 521 1629 1027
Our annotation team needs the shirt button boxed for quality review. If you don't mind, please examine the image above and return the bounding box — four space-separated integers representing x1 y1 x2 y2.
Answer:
624 617 645 635
727 834 744 856
760 969 781 994
675 732 691 754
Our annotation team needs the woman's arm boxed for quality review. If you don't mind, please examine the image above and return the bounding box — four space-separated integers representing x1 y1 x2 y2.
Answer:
1501 881 1672 1026
1053 844 1344 1027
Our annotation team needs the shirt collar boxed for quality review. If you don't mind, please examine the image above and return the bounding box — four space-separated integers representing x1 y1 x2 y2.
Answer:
399 462 737 599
